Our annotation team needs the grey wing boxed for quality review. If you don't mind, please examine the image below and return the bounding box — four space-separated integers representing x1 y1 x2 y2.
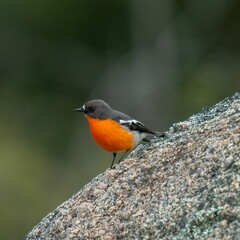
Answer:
120 119 155 134
112 110 155 134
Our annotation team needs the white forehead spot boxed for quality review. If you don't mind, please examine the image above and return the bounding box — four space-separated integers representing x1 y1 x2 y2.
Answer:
82 105 85 110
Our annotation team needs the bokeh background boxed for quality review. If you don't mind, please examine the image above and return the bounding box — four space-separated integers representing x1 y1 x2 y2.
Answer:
0 0 239 238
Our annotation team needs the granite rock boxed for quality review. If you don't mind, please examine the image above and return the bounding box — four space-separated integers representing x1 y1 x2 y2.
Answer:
26 92 240 240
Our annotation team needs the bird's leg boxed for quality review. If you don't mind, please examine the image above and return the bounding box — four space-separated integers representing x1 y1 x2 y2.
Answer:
118 150 129 164
110 152 117 169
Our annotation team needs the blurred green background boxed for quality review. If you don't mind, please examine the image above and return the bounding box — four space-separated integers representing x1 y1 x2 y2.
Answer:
0 0 239 238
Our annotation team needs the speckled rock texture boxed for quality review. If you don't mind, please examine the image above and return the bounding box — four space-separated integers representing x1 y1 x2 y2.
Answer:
26 93 240 240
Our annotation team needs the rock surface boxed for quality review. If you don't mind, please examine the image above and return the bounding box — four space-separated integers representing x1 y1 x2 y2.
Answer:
26 93 240 240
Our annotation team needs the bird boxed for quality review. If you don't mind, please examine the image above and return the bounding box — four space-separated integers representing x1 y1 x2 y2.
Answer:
75 99 164 168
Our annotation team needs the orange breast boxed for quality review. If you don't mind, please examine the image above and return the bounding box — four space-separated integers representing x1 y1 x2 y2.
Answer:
86 116 134 152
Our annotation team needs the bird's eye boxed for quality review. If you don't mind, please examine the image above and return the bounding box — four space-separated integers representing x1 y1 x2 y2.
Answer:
88 106 95 112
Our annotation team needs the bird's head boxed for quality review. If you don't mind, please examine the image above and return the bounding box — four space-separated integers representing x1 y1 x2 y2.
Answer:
75 99 112 119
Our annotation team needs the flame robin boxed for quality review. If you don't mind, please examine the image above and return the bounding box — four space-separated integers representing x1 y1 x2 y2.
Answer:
75 99 164 168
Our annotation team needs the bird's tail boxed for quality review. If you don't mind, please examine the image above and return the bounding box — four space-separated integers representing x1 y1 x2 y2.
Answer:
155 131 165 137
142 131 165 142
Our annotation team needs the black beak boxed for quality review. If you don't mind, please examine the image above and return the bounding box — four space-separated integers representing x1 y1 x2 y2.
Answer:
74 107 85 113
